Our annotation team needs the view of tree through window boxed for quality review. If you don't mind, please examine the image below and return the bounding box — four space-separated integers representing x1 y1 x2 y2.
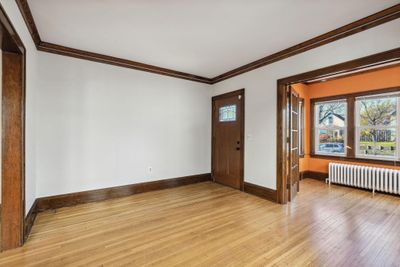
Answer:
356 95 398 159
315 100 347 154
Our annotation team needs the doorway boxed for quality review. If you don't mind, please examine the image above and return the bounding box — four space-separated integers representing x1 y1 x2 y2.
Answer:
277 48 400 204
212 89 244 190
0 3 26 251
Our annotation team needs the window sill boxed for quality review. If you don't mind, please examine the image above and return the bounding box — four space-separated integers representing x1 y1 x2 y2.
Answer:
310 154 400 167
314 153 346 158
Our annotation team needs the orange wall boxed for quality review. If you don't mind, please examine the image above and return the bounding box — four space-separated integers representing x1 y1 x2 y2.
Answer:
307 65 400 98
293 65 400 173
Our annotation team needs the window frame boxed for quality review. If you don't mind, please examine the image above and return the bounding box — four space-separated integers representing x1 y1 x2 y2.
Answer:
310 86 400 166
355 93 399 161
313 99 347 157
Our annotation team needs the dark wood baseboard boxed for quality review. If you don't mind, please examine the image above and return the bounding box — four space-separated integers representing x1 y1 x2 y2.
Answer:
244 182 277 202
36 173 212 211
301 171 328 182
24 200 38 242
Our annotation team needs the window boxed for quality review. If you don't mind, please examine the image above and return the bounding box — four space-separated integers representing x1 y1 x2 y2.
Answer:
355 93 399 160
219 105 236 122
311 88 400 164
314 100 347 155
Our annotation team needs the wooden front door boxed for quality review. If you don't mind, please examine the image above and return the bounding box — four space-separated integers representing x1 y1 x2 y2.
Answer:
288 86 300 201
212 89 244 190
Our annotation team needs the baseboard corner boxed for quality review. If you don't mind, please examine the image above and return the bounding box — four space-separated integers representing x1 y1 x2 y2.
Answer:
244 182 277 202
24 199 39 242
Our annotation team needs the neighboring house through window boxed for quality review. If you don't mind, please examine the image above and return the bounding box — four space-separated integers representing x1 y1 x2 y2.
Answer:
314 99 347 155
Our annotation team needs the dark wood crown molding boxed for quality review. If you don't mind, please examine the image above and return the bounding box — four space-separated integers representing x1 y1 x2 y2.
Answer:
211 4 400 83
304 62 400 85
37 42 213 84
14 1 400 84
14 0 212 84
15 0 40 47
278 47 400 85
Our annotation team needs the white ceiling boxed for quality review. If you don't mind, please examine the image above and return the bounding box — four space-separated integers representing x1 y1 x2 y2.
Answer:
28 0 399 78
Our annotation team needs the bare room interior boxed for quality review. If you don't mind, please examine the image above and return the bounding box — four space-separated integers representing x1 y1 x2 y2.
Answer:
0 0 399 266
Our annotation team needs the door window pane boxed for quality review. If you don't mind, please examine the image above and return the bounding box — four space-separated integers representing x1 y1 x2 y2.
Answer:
219 105 236 122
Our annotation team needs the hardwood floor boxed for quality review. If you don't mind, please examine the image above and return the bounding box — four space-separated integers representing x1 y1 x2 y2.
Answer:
0 179 399 266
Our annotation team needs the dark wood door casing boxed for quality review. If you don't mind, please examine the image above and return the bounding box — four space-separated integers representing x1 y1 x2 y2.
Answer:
212 89 245 190
2 52 25 250
0 3 26 251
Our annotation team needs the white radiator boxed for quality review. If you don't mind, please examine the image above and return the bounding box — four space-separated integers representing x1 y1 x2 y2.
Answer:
328 163 400 195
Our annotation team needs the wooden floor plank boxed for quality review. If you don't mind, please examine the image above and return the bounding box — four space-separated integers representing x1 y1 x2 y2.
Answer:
0 179 399 266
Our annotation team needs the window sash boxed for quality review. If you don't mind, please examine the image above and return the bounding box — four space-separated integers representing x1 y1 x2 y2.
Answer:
355 127 398 160
314 100 347 156
355 95 399 161
315 127 347 156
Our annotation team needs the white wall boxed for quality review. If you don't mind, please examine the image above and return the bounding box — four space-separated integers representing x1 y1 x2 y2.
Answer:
35 52 212 197
1 0 39 214
2 0 400 207
212 19 400 189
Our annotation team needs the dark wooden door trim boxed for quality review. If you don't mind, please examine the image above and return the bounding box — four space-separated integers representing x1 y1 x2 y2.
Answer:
276 48 400 204
212 89 245 191
0 3 26 250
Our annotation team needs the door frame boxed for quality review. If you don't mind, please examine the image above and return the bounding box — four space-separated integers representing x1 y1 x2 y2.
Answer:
212 89 245 191
0 3 26 250
276 48 400 204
